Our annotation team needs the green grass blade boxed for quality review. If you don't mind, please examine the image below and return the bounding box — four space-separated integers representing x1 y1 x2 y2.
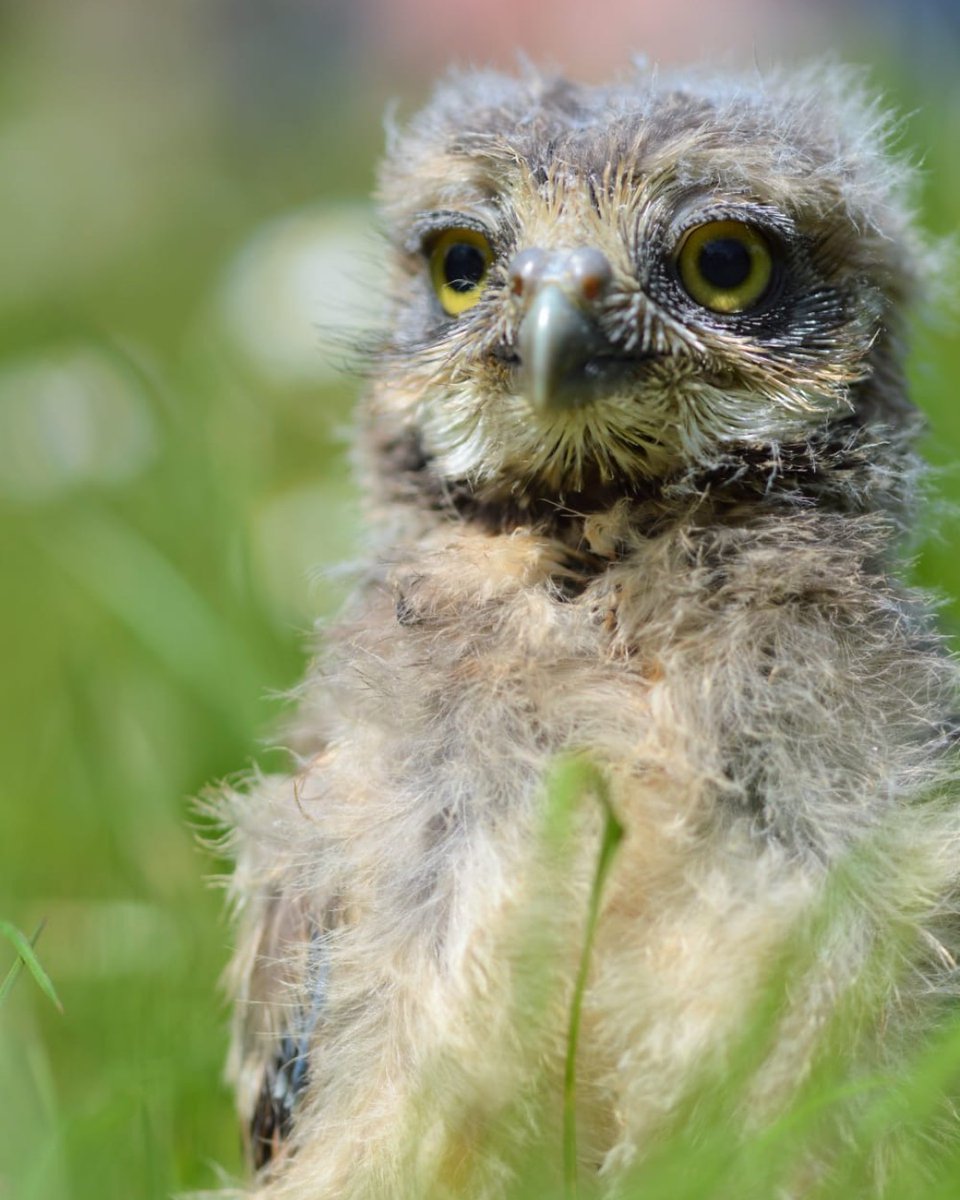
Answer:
0 919 63 1013
544 756 624 1200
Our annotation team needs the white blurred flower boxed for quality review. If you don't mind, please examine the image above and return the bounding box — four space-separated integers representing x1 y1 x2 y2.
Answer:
218 204 384 388
0 343 157 504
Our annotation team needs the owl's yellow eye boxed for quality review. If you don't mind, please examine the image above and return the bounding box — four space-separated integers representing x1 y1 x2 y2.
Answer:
676 220 774 314
429 228 494 316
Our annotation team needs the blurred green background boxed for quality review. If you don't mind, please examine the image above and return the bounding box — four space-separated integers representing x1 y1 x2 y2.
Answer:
0 2 957 1197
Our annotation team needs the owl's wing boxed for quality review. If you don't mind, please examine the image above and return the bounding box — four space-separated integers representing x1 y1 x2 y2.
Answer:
232 888 328 1172
249 975 323 1169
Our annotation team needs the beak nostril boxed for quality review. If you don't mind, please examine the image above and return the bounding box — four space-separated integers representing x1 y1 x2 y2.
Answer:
580 276 603 302
508 248 546 298
568 247 613 302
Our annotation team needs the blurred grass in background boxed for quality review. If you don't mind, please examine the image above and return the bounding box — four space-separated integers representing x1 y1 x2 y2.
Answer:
0 2 957 1197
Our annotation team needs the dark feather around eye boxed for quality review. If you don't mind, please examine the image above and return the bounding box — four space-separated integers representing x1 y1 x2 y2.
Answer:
406 210 495 256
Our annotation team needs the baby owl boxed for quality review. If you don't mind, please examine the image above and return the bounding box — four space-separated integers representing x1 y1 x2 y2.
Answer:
218 63 960 1198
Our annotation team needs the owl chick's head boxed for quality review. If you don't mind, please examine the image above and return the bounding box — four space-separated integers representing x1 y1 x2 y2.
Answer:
370 64 924 509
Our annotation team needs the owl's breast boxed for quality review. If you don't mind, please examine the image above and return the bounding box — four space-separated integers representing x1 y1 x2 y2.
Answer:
310 508 954 867
315 522 715 852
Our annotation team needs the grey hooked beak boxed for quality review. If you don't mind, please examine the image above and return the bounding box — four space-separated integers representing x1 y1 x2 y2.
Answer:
517 284 608 414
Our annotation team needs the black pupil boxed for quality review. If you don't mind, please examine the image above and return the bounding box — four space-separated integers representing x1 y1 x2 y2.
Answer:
443 243 486 292
698 238 752 290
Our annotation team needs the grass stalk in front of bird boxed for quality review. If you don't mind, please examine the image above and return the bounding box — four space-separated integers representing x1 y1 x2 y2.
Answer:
540 755 625 1200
